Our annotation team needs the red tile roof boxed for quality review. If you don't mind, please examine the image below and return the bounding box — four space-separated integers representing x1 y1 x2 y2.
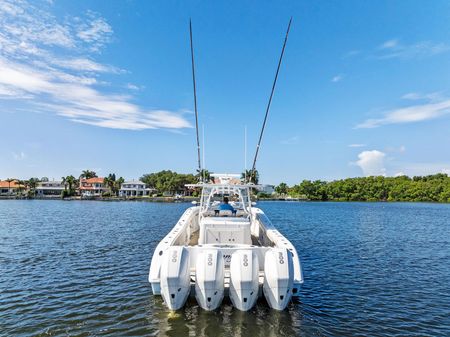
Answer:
0 180 21 188
81 177 104 184
79 186 95 190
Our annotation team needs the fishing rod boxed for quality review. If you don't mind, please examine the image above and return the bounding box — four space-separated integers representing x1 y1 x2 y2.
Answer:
189 19 202 180
251 17 292 176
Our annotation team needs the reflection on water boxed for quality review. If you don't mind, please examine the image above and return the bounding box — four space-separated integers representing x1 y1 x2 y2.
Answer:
154 297 302 337
1 200 450 336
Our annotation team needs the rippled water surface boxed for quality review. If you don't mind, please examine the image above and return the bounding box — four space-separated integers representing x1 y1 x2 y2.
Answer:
1 200 450 336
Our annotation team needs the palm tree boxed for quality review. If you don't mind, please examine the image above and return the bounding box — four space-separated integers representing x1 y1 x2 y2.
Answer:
61 176 69 198
196 169 212 183
114 177 124 196
275 182 288 196
27 178 38 198
104 173 116 195
65 175 76 196
61 177 67 191
241 169 259 184
103 175 110 190
16 180 25 196
5 178 14 196
80 170 97 179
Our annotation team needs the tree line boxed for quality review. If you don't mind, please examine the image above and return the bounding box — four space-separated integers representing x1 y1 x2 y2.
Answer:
5 170 450 202
140 170 197 195
274 174 450 203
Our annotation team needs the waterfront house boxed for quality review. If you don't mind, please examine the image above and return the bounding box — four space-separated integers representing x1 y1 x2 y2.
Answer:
119 181 154 197
0 180 23 196
79 177 108 197
36 180 65 196
260 184 275 195
212 174 241 185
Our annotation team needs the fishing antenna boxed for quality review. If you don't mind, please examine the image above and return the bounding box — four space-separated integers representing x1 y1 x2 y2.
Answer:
244 125 247 183
190 19 202 179
251 17 292 175
202 124 206 182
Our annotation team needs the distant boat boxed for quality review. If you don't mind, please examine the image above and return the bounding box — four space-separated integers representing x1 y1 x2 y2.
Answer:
174 194 184 202
148 174 303 311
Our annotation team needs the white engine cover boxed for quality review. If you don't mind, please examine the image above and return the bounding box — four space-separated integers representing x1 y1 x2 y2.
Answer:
195 250 224 310
229 250 259 311
263 248 294 310
160 246 190 310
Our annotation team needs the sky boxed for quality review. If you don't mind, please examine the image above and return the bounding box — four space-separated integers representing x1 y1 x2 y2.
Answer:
1 0 450 185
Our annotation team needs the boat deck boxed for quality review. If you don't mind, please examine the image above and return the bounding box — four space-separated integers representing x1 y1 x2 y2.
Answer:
189 230 199 245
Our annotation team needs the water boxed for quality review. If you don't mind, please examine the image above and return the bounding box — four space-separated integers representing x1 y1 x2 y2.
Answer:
1 200 449 336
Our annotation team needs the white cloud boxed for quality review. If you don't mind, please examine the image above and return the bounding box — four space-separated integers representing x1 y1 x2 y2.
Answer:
355 150 386 176
343 50 361 58
394 172 405 177
280 136 299 145
377 39 450 59
0 1 74 49
331 74 343 83
12 151 26 160
126 83 141 91
356 95 450 128
0 0 191 131
346 39 448 61
391 163 450 176
385 145 406 153
0 84 31 98
75 13 113 52
380 39 399 49
51 58 119 73
401 92 442 101
402 92 424 100
348 143 366 148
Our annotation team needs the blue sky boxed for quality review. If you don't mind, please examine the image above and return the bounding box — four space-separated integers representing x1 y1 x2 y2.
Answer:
1 0 450 185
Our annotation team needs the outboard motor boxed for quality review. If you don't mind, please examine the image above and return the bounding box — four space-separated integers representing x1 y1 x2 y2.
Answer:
195 250 225 310
263 248 294 310
229 250 259 311
160 246 190 310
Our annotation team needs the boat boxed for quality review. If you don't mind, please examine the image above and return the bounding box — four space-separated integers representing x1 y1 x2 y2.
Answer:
149 174 303 311
148 18 303 311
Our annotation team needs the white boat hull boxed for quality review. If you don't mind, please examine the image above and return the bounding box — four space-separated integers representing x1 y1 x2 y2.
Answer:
149 204 303 311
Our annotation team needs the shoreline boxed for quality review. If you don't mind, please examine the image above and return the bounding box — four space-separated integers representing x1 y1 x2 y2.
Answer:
0 195 199 203
1 196 450 204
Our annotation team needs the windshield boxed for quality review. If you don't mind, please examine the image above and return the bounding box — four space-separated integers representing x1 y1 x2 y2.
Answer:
199 185 251 216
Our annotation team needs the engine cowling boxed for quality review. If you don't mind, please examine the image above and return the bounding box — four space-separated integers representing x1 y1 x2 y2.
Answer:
229 250 259 311
195 250 224 310
160 246 190 310
263 248 294 310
